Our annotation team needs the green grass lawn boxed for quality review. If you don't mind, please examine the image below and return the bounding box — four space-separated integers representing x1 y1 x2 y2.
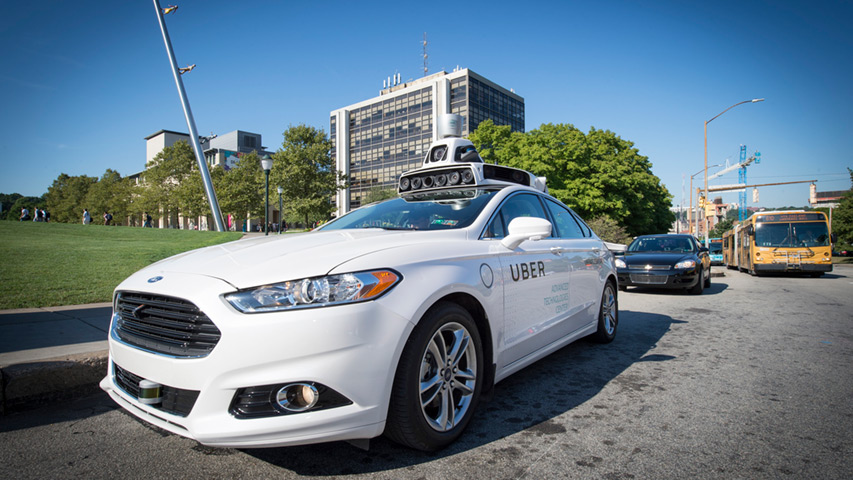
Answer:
0 221 242 309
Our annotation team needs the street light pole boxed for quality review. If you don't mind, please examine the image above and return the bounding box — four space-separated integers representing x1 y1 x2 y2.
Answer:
261 155 273 236
277 186 283 234
153 0 225 232
704 98 764 247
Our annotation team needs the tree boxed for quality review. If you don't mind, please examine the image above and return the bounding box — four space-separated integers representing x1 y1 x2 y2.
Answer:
84 169 133 224
469 122 674 236
44 174 97 223
467 119 514 165
710 217 734 238
139 141 196 225
270 125 346 227
831 168 853 249
8 196 44 221
217 151 264 230
0 193 23 220
586 215 633 244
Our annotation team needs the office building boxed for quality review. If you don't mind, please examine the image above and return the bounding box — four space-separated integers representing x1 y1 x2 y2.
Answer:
330 68 524 215
144 129 273 170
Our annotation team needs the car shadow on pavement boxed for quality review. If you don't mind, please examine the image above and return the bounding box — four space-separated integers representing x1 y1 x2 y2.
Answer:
241 308 676 475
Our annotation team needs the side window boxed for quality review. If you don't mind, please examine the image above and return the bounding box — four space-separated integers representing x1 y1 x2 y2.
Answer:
570 210 592 238
485 193 549 239
545 199 585 239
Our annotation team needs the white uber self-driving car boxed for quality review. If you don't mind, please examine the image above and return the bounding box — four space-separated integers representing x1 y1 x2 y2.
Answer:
101 117 619 451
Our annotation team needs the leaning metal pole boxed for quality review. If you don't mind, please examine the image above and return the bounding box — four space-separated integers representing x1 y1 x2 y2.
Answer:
153 0 225 232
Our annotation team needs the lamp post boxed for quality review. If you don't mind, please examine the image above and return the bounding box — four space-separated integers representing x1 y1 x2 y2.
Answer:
689 164 721 236
277 186 283 234
704 98 764 248
261 155 273 236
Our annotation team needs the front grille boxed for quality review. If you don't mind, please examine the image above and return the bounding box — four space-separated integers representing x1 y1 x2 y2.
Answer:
113 362 199 417
630 274 668 285
114 291 221 357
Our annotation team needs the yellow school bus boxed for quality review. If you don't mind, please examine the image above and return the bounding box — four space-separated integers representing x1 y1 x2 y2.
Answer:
734 210 834 276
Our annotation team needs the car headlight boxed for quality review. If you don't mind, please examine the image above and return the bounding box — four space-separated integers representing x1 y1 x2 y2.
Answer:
614 258 627 268
225 270 401 313
674 259 696 269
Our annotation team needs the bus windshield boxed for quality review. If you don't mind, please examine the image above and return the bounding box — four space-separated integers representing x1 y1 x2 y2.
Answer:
755 222 830 248
709 239 723 255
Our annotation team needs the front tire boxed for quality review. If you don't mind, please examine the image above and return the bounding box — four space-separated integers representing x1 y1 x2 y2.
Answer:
591 282 618 343
385 302 483 451
689 268 705 294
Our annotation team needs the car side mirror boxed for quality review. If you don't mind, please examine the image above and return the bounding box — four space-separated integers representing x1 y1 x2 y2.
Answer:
746 225 755 236
501 217 551 250
699 247 709 253
831 233 837 243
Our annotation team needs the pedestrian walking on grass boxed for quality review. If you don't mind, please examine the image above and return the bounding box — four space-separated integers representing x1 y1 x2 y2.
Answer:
83 209 91 225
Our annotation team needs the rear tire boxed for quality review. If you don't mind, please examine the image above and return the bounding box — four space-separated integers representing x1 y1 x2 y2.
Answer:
385 302 483 451
591 282 618 343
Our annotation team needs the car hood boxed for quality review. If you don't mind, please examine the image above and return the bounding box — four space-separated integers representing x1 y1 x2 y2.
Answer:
138 229 468 289
621 252 694 266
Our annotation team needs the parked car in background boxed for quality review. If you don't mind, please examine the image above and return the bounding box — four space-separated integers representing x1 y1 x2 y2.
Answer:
615 234 711 294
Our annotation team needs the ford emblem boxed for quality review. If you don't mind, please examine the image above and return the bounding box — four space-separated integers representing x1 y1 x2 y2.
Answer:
147 276 164 283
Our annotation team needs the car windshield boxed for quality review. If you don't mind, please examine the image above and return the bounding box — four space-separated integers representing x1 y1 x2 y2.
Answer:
319 188 502 231
628 236 695 253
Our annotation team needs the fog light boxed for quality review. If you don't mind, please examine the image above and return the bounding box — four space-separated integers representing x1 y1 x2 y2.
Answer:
276 383 319 412
138 379 162 405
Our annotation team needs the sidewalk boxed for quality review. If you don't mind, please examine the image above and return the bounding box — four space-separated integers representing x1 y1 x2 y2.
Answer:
0 303 111 414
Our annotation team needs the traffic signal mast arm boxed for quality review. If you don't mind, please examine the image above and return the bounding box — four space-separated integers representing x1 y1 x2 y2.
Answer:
707 179 817 192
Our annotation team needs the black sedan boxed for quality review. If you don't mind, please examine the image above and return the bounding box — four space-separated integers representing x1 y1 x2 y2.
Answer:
615 234 711 294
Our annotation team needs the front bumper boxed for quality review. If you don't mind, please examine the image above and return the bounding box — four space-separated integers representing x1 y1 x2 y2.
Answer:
100 273 413 448
753 263 833 273
617 268 700 289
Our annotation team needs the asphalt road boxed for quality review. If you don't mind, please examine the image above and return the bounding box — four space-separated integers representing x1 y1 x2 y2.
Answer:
1 266 851 479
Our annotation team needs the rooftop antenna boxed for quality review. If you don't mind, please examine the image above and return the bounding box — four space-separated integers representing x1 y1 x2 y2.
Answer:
423 32 428 76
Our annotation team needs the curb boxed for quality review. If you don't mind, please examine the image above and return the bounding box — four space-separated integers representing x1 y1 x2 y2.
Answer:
0 350 108 415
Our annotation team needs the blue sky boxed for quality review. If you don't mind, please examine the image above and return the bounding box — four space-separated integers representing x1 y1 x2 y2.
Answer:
1 0 850 211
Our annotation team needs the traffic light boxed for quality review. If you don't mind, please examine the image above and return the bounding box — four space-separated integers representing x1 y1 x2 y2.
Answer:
698 196 705 208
